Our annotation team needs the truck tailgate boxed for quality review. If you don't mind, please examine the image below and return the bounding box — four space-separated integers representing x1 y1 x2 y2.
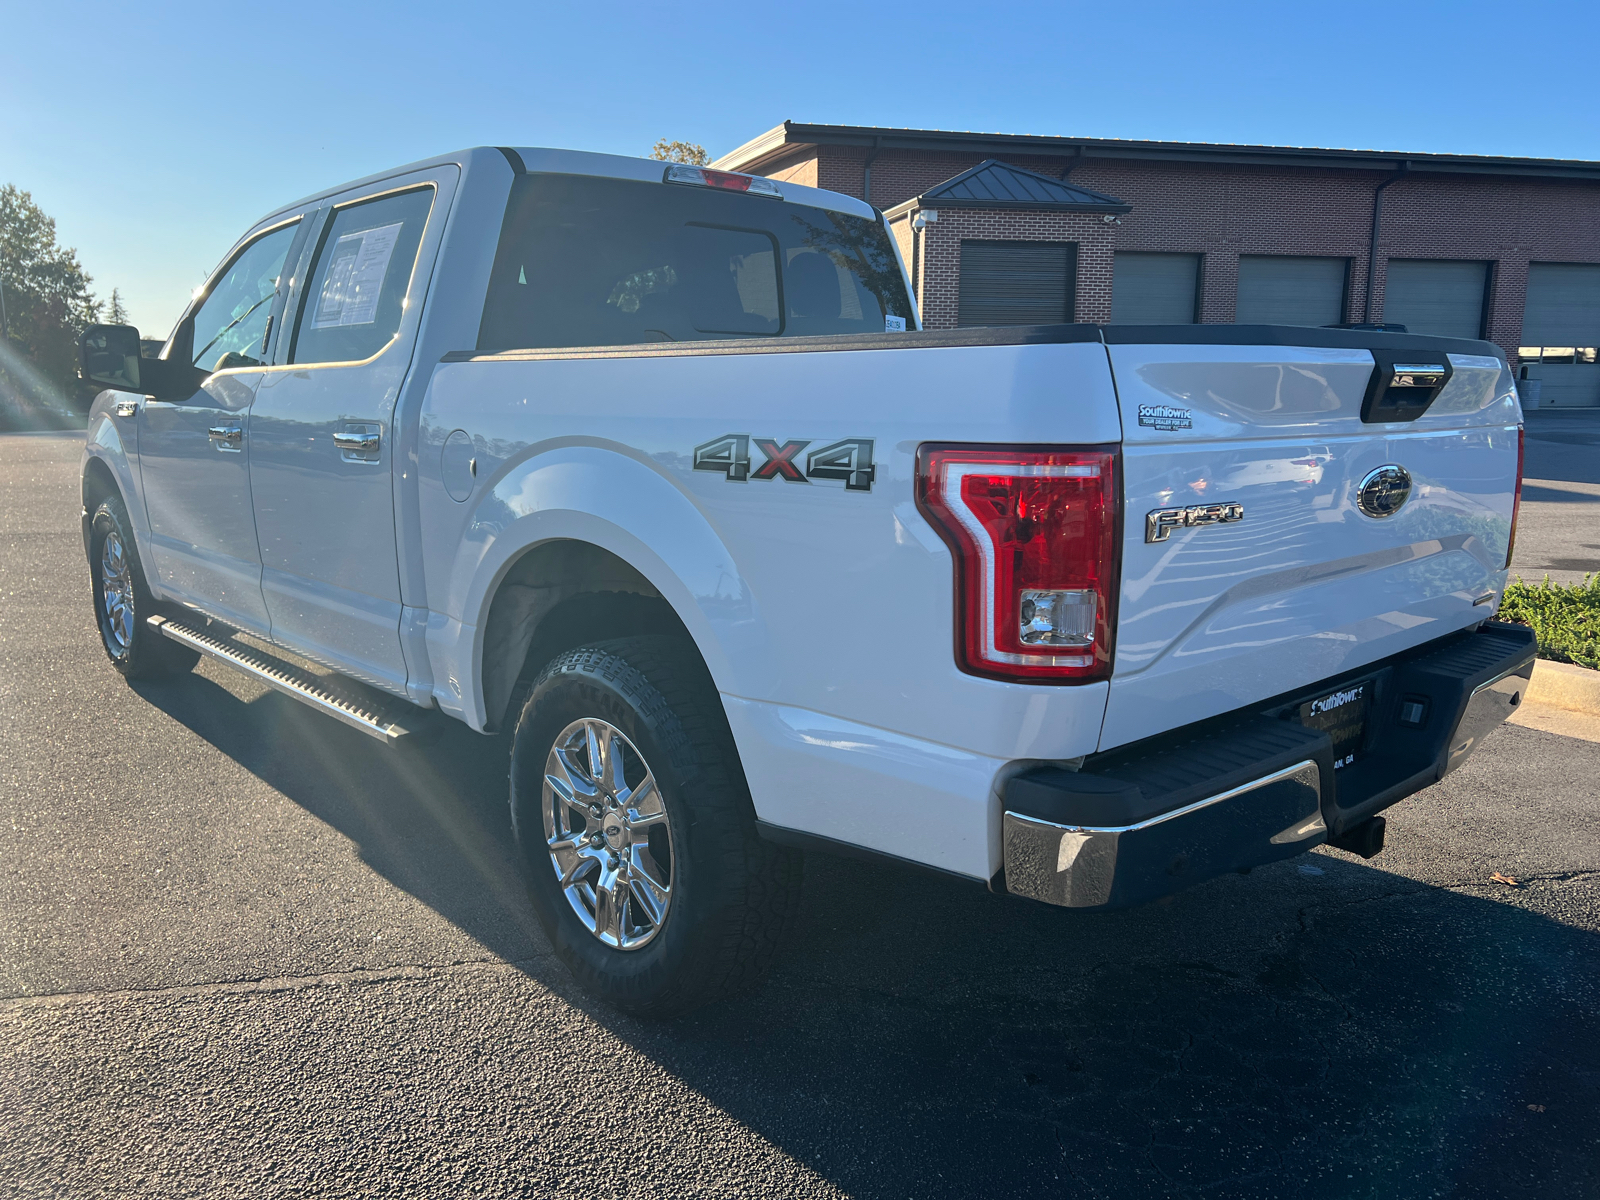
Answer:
1101 331 1520 752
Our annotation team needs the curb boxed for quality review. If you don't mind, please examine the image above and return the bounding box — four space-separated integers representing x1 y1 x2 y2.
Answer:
1524 659 1600 716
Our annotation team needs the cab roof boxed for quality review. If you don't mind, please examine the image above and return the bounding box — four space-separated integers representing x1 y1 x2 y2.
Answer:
262 145 878 226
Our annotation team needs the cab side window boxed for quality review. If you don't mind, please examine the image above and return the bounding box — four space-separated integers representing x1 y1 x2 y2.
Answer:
290 187 435 365
190 221 300 373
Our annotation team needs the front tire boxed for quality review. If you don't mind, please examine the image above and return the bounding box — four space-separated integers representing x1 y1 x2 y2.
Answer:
87 494 199 679
510 638 800 1016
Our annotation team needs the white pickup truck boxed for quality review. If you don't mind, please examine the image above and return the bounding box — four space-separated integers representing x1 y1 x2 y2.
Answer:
78 146 1533 1014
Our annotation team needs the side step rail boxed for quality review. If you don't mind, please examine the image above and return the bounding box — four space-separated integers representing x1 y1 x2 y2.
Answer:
148 615 411 744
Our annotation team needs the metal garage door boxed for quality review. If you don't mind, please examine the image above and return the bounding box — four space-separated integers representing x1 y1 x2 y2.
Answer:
1235 255 1348 327
1111 253 1199 324
1382 259 1488 338
958 240 1076 326
1522 262 1600 407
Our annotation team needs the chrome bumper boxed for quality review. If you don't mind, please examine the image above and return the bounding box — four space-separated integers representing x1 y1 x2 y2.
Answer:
1003 760 1323 909
1001 621 1536 910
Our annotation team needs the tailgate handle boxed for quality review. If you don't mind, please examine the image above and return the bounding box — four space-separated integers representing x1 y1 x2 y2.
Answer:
1390 363 1448 388
1361 351 1454 423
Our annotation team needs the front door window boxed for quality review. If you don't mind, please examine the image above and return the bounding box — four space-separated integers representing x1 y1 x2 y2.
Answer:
190 222 300 372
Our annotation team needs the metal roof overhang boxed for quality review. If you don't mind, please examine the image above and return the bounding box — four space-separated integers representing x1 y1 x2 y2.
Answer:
919 198 1131 213
883 197 1131 218
714 122 1600 183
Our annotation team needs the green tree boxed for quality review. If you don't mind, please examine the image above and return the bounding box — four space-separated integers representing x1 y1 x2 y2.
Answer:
105 286 128 325
0 183 101 425
650 139 709 166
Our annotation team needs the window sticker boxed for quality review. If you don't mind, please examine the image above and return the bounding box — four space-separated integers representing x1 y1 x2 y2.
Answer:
885 314 907 332
311 221 404 329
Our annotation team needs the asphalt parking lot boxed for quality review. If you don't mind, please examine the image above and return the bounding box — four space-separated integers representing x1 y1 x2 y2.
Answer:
3 430 1597 1199
1510 409 1600 586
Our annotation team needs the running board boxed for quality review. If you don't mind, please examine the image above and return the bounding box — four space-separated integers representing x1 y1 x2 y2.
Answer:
148 615 411 744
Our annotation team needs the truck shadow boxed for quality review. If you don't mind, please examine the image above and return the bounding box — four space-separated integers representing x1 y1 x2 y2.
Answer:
136 671 1600 1200
1524 425 1600 487
1520 482 1600 504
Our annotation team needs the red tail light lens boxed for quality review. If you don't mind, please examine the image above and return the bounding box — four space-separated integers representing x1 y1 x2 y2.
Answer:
916 444 1120 682
1506 423 1524 569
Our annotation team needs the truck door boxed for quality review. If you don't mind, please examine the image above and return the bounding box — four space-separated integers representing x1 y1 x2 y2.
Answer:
137 216 307 635
247 167 456 696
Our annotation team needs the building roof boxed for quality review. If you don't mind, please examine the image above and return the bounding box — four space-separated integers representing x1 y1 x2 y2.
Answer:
714 122 1600 183
903 159 1131 213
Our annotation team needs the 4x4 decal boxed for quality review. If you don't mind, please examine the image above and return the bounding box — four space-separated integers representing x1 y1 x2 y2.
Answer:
693 434 876 492
751 438 808 482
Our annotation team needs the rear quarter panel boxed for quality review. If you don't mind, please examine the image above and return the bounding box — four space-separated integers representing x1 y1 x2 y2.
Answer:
417 340 1122 762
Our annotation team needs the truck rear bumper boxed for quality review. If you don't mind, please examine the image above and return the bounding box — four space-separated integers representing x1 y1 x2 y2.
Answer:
1000 621 1537 909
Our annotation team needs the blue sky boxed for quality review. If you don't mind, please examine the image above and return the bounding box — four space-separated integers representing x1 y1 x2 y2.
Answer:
4 0 1596 336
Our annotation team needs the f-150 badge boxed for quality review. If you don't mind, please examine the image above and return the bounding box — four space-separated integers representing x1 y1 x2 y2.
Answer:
693 434 876 492
1145 502 1244 542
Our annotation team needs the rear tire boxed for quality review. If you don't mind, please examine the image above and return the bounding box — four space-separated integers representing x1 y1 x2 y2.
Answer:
510 637 801 1016
87 494 199 679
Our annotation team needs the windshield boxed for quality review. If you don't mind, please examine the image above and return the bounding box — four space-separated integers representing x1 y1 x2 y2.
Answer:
478 173 915 351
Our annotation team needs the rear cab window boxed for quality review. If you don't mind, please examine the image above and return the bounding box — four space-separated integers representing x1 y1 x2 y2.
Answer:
477 173 915 351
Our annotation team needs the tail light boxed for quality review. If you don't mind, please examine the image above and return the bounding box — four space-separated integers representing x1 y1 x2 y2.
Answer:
1506 424 1524 569
916 444 1120 683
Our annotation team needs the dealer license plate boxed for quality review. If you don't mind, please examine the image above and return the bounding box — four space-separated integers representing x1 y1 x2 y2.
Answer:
1298 680 1373 770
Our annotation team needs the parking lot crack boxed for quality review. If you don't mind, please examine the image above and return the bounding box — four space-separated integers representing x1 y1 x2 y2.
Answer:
0 954 553 1010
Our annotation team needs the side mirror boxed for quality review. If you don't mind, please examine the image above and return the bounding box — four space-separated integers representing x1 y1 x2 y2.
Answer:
78 324 143 391
78 319 205 402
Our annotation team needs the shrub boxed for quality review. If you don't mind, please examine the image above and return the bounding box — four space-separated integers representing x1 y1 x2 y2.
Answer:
1499 574 1600 670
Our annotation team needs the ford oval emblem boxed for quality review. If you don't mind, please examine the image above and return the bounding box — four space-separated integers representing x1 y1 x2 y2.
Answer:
1357 465 1412 518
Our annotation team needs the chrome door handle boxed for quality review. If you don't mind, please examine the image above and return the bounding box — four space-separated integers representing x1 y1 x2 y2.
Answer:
332 431 380 453
208 424 243 446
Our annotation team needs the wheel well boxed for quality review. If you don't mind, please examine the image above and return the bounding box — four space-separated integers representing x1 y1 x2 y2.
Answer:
481 540 698 731
82 456 119 512
80 457 121 559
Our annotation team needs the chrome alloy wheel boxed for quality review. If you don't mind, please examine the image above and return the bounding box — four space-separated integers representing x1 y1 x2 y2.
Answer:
542 718 674 950
99 527 135 658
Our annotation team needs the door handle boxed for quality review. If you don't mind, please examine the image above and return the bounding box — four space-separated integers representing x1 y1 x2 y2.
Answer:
332 430 380 453
208 424 243 447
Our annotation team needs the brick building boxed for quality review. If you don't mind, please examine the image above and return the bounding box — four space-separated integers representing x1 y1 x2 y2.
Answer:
714 122 1600 406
